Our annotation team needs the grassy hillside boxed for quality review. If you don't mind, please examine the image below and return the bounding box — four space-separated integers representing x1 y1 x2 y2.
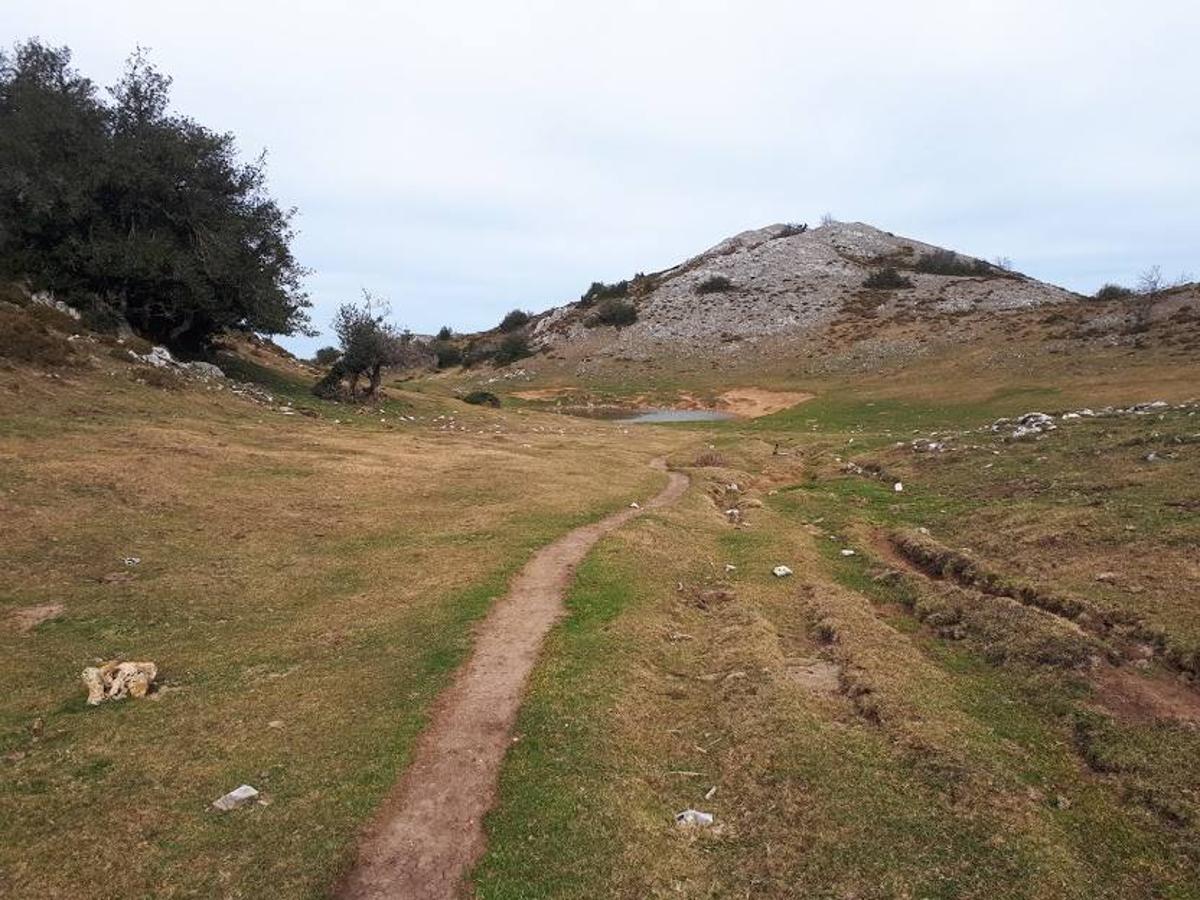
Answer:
3 295 1199 897
0 327 687 897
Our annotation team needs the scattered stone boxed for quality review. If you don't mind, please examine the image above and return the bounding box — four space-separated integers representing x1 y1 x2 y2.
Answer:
185 361 225 380
725 564 737 573
212 784 260 812
31 291 81 320
705 785 717 801
629 501 640 509
1055 794 1072 810
675 808 714 827
840 549 856 557
1008 412 1056 440
772 565 793 578
893 482 903 492
81 660 157 705
123 556 141 567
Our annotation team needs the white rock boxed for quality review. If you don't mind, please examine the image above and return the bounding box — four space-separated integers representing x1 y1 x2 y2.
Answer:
213 784 259 811
140 345 177 368
772 565 793 577
186 361 225 379
840 549 856 557
675 808 714 827
893 482 903 492
629 502 640 509
725 564 737 572
31 291 81 320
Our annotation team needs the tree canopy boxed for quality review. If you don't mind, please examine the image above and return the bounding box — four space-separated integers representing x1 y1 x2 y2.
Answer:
0 39 311 350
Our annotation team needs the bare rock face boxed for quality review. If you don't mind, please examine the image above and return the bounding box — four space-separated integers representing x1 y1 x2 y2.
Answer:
82 660 158 705
525 221 1081 371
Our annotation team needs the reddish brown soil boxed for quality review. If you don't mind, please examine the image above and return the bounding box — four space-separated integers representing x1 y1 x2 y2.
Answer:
1089 665 1200 725
335 458 689 900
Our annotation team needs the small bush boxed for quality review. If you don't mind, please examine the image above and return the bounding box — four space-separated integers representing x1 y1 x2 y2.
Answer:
587 298 637 328
78 302 127 335
313 346 341 366
863 267 913 290
436 325 453 341
913 250 993 277
462 390 500 407
0 309 74 366
580 280 630 307
692 450 728 467
1095 283 1133 301
696 275 733 294
499 309 531 332
493 332 531 365
432 341 463 368
777 223 808 237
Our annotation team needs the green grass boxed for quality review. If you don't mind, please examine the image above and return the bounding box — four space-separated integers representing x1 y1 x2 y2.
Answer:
474 551 637 898
750 385 1063 434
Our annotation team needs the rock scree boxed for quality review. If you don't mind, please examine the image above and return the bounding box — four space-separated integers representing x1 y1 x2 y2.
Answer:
335 457 689 900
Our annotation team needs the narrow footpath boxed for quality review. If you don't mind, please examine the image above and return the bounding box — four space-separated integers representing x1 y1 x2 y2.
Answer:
336 458 690 899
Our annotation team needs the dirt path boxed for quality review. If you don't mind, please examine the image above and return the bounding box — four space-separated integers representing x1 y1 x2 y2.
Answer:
335 458 689 900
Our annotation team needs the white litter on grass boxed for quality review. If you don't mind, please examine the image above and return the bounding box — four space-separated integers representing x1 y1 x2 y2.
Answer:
629 502 640 509
212 784 259 812
675 809 714 827
894 482 904 492
725 564 737 572
840 549 856 557
772 565 793 578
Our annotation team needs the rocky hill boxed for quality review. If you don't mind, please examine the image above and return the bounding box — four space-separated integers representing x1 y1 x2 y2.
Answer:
516 221 1087 374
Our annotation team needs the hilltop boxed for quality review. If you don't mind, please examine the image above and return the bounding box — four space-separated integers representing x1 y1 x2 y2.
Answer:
520 221 1074 371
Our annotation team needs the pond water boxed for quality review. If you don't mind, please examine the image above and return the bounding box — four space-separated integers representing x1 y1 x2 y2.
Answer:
619 408 735 424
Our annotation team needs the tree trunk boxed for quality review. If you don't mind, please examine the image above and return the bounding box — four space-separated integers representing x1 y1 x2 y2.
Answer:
365 363 383 398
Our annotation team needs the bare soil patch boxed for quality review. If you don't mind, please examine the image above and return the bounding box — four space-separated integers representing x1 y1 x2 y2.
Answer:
716 388 813 418
1090 665 1200 726
510 387 576 402
335 459 689 900
784 656 842 694
7 603 64 634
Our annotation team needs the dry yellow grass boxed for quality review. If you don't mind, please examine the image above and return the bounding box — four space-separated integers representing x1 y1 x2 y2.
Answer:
0 355 689 897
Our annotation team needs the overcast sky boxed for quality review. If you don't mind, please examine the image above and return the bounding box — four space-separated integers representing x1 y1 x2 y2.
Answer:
7 1 1199 355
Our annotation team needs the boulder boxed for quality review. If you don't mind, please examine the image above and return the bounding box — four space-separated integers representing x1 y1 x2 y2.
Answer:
82 660 157 705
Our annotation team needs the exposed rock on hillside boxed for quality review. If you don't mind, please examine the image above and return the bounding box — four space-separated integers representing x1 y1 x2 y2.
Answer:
528 222 1081 371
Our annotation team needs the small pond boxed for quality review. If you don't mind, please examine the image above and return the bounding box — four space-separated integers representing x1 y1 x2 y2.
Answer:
619 408 735 424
